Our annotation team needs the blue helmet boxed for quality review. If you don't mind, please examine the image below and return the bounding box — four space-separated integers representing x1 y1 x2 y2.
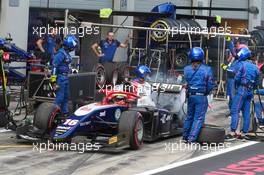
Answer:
188 47 204 62
134 65 151 79
63 35 78 50
237 47 251 61
0 38 6 46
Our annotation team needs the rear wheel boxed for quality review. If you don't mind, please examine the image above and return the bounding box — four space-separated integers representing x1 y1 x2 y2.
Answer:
118 111 144 150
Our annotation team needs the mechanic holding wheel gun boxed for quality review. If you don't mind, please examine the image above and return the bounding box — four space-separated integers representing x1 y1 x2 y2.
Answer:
91 31 130 63
183 47 215 143
225 47 259 140
50 35 79 118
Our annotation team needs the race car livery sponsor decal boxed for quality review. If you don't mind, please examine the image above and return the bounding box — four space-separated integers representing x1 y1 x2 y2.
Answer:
80 121 91 127
108 136 118 145
205 154 264 175
55 129 67 133
99 111 106 117
160 114 172 124
115 109 121 121
57 126 71 130
152 83 182 93
74 103 117 116
63 119 79 126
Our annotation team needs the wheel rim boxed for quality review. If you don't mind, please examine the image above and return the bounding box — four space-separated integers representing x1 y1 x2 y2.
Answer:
135 118 144 143
96 67 106 85
123 68 130 82
48 108 60 131
150 20 169 42
112 70 118 85
175 54 187 67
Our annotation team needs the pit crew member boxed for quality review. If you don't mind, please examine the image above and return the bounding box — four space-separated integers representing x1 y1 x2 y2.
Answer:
226 47 259 140
183 47 215 143
50 35 79 117
254 89 264 126
91 31 130 63
221 38 248 116
36 27 59 65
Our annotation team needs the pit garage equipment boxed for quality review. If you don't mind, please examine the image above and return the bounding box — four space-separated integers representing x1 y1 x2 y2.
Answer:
56 3 254 87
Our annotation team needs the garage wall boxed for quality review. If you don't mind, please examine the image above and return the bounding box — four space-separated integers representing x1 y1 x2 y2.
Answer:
30 0 112 9
262 0 264 24
211 0 248 20
134 0 192 15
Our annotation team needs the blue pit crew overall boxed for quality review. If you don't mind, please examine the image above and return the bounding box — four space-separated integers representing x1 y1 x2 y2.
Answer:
52 48 72 115
230 60 259 133
183 63 215 142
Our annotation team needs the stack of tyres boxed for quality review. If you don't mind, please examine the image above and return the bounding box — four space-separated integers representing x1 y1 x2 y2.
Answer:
0 89 10 127
150 18 201 43
250 30 264 46
93 62 130 88
150 18 201 68
250 30 264 62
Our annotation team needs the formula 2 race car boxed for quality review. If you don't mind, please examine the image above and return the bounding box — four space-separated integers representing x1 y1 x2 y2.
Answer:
16 83 185 150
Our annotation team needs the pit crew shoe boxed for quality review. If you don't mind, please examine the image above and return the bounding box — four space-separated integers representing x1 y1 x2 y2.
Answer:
238 133 256 141
225 134 236 141
259 123 264 129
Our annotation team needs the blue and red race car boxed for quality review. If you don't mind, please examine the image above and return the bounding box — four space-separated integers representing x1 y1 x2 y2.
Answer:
17 81 185 150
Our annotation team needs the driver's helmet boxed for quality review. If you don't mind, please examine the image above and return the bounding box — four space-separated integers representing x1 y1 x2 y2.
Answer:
134 65 151 80
112 94 127 103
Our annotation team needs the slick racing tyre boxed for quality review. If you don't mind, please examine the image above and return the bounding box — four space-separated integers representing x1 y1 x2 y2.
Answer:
119 111 144 150
103 62 119 86
0 112 8 127
173 50 188 68
116 62 130 84
251 30 264 46
197 124 225 144
33 102 61 132
94 63 106 87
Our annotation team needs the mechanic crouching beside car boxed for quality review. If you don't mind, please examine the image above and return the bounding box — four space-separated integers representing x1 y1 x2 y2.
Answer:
183 47 215 143
50 35 79 118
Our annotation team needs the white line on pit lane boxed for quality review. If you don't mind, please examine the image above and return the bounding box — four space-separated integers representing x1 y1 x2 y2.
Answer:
136 141 259 175
0 129 12 133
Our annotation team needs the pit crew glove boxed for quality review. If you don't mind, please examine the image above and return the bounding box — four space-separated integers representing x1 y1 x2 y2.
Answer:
50 75 57 83
225 36 231 42
220 63 228 70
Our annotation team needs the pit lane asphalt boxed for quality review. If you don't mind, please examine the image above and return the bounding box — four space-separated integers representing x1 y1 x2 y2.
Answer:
0 100 260 175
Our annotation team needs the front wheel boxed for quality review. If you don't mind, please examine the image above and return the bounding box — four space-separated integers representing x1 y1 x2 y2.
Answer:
33 102 61 133
118 111 144 150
